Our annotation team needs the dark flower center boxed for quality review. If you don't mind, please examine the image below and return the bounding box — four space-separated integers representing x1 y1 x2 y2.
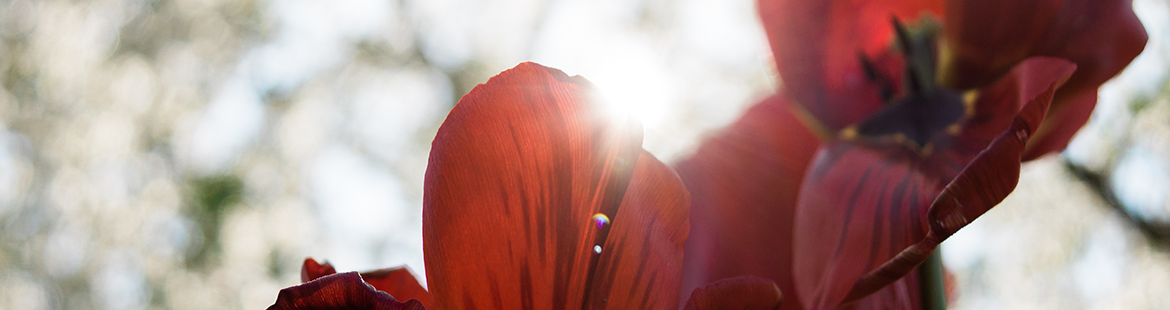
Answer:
852 17 966 149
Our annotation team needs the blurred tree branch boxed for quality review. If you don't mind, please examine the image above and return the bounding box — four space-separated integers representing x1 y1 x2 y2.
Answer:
1063 158 1170 249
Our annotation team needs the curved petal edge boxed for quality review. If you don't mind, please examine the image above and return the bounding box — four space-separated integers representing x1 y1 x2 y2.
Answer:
268 272 426 310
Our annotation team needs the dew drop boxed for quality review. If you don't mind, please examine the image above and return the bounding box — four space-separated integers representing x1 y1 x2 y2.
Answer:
592 213 610 229
593 245 602 254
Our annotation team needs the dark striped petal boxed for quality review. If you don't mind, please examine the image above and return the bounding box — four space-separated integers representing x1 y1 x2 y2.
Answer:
424 62 686 308
793 58 1076 309
941 0 1147 158
268 272 426 310
794 141 935 310
758 0 943 131
683 277 784 310
585 151 690 309
676 94 820 310
299 258 433 308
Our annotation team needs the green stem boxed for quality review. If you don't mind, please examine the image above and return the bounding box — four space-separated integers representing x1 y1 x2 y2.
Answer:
919 249 947 310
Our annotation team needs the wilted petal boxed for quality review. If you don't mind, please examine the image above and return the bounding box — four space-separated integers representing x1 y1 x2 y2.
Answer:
268 272 426 310
676 94 820 310
683 277 784 310
298 258 432 308
792 58 1075 309
941 0 1147 157
758 0 943 131
423 62 687 309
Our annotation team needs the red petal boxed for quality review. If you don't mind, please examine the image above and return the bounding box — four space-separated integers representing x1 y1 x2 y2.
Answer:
942 0 1147 157
944 57 1081 161
361 267 432 308
268 272 426 310
676 94 820 310
683 277 784 310
1022 89 1096 160
584 151 691 309
758 0 942 131
300 258 433 308
423 62 686 308
952 58 1079 147
302 258 338 283
792 58 1076 308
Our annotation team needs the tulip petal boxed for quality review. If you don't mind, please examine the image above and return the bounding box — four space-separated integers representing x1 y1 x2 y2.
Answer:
792 58 1075 309
584 151 690 309
268 272 426 310
302 258 338 283
794 142 935 310
298 258 433 308
942 0 1146 91
942 57 1080 161
758 0 943 131
683 277 784 310
950 58 1079 148
676 94 820 310
424 62 686 309
360 267 432 308
941 0 1147 157
1022 89 1096 160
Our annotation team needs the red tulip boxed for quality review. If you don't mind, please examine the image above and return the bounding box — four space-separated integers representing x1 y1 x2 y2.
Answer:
794 58 1075 309
681 0 1146 309
269 63 784 309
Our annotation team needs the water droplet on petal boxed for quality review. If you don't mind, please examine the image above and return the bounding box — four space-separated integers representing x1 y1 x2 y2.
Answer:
592 213 610 229
593 245 602 254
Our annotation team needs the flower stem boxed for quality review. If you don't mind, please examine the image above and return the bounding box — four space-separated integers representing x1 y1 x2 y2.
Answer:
919 249 947 310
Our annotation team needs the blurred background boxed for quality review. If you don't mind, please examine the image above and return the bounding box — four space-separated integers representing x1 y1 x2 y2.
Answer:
0 0 1167 309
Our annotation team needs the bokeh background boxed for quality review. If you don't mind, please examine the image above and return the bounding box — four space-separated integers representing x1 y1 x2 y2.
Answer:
0 0 1168 309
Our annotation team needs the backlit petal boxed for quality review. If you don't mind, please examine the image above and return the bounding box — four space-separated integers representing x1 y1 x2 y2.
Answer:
758 0 942 131
676 94 820 310
584 151 690 309
298 258 433 308
423 62 686 309
302 258 338 283
792 58 1075 309
360 267 432 308
268 272 426 310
